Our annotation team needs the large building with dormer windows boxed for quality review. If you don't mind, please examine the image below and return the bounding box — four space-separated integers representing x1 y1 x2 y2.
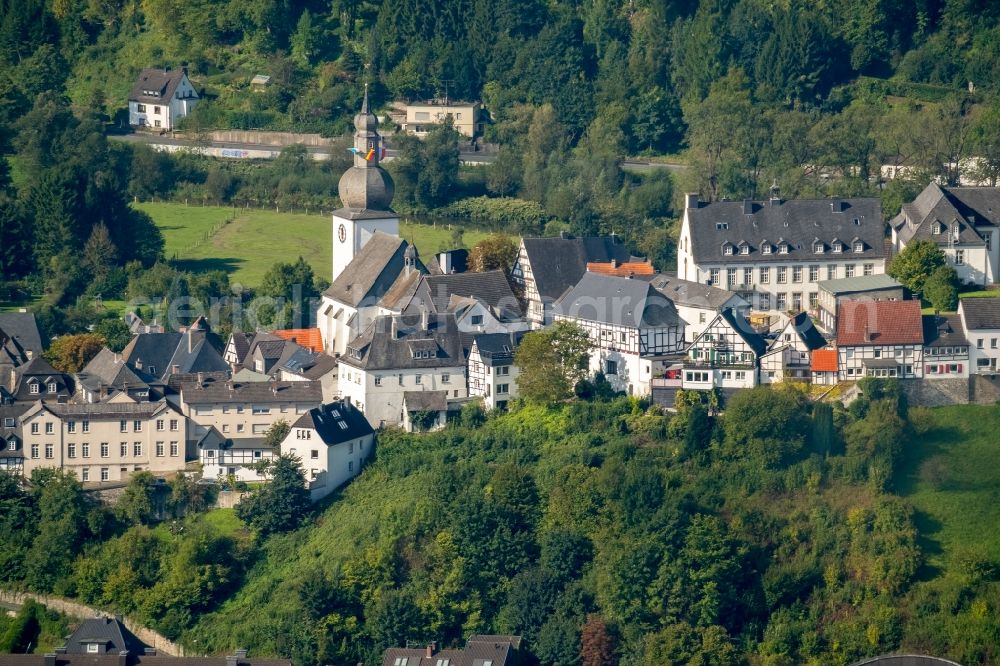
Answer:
677 191 886 315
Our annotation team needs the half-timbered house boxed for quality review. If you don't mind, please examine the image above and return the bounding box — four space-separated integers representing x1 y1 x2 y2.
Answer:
683 308 767 392
836 300 924 380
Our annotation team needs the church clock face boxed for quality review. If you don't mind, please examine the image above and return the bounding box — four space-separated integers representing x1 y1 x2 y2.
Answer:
338 224 347 243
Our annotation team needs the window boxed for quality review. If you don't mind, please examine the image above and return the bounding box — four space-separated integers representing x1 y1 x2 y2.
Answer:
827 264 837 280
170 442 178 456
777 267 787 283
45 422 53 434
207 450 215 458
759 293 770 310
100 468 109 481
120 420 128 433
809 266 820 282
31 444 38 459
82 469 89 482
222 424 230 433
29 382 39 395
743 268 753 285
809 292 819 308
699 312 707 324
833 242 843 253
864 263 874 276
134 442 142 456
394 658 409 666
137 103 146 112
792 266 802 283
348 461 354 473
237 424 245 433
846 264 856 278
978 338 984 349
471 315 484 325
153 106 160 114
374 375 383 386
252 406 270 415
134 420 142 432
854 241 864 253
759 267 770 284
814 241 824 254
156 442 164 457
30 423 38 434
497 366 510 376
170 419 178 431
437 660 451 666
156 419 164 431
100 442 109 457
415 374 422 385
873 349 882 358
605 360 618 375
47 382 57 393
710 269 720 285
82 443 90 457
992 338 997 349
237 405 245 413
120 442 127 457
956 250 965 266
68 444 76 458
338 421 348 430
67 421 76 433
497 384 509 394
311 450 319 459
723 245 734 256
740 244 749 255
348 442 354 454
792 293 802 311
727 268 737 286
762 243 772 255
716 222 729 230
779 243 789 255
776 294 787 311
45 444 53 459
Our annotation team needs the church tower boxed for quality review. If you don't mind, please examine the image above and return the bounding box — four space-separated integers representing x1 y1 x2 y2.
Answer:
331 88 400 282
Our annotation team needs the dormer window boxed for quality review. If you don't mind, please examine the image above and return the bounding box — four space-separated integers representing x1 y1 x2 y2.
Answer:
738 242 749 255
87 644 99 654
761 242 772 255
722 244 734 256
813 241 825 254
853 241 864 253
832 241 843 253
29 381 39 394
933 222 943 235
47 382 57 393
778 243 789 255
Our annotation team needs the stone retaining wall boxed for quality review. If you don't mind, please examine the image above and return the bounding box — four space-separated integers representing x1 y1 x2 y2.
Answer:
0 590 188 656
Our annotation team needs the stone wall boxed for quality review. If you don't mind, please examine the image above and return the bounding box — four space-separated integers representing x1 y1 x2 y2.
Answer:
215 490 248 509
0 590 188 656
972 374 1000 404
204 130 331 147
901 378 971 407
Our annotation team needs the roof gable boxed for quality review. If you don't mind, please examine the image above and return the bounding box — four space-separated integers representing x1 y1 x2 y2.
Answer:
836 300 923 346
960 297 1000 330
554 273 679 328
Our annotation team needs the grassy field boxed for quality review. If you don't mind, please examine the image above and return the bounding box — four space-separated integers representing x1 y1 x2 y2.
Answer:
135 202 490 287
895 405 1000 576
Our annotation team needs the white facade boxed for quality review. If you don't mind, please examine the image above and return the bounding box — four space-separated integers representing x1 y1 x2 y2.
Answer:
331 213 399 285
128 73 198 131
282 423 373 502
200 440 276 483
958 300 1000 374
837 344 922 380
467 344 519 410
338 364 467 428
682 313 762 391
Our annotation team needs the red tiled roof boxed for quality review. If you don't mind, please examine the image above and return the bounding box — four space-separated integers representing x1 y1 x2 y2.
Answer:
836 300 923 346
271 328 324 353
586 261 655 277
811 348 838 372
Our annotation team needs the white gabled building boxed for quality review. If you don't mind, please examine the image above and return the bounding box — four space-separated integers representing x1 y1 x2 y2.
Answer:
682 309 767 393
891 183 1000 287
835 300 924 380
337 313 467 428
553 272 685 396
922 313 970 380
646 274 748 342
958 297 1000 374
128 68 199 131
677 191 886 315
467 332 524 410
760 311 828 384
281 400 374 502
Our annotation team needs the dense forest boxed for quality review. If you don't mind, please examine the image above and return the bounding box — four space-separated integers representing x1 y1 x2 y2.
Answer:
3 384 999 665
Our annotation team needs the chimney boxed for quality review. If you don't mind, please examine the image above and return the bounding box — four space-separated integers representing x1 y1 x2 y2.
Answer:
197 371 204 387
685 193 699 210
54 648 67 655
864 322 872 343
390 317 398 339
235 649 248 659
421 309 429 331
135 357 143 370
118 650 129 666
99 383 107 400
188 331 194 353
226 656 238 666
425 643 436 658
44 654 56 666
172 364 179 375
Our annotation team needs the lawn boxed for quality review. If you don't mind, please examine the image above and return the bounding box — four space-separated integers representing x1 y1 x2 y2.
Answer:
136 202 490 287
895 405 1000 575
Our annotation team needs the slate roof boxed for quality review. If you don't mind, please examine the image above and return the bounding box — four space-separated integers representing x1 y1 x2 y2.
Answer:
340 313 465 371
894 183 1000 246
646 274 743 310
415 270 522 319
77 348 160 396
11 358 72 402
787 311 828 351
381 635 520 666
817 273 904 295
521 235 640 300
403 390 448 412
232 368 271 382
64 617 149 655
293 400 375 445
472 332 525 367
34 400 177 420
271 328 324 353
0 654 290 666
718 308 768 356
122 329 228 381
959 296 1000 330
227 332 251 363
178 377 322 403
687 197 884 264
553 273 681 328
0 312 44 359
836 300 924 346
279 349 338 379
811 348 839 372
923 313 968 347
324 233 423 307
129 68 190 104
0 403 28 458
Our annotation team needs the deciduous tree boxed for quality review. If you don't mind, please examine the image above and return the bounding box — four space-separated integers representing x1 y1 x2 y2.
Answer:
515 321 591 403
888 239 946 295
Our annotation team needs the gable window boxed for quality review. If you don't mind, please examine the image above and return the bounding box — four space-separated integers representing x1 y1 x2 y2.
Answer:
87 644 99 654
6 439 13 451
933 222 943 235
45 422 53 434
471 314 484 325
170 419 178 431
30 423 39 435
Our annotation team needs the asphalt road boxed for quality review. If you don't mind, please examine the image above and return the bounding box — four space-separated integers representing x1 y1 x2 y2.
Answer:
109 132 687 170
